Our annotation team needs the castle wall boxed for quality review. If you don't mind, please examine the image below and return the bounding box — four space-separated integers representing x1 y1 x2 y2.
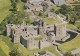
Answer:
27 38 39 50
40 39 52 49
6 24 13 36
55 24 66 41
29 0 44 3
6 19 67 50
13 34 20 43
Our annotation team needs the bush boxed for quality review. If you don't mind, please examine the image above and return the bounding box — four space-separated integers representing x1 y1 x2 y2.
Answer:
64 52 73 56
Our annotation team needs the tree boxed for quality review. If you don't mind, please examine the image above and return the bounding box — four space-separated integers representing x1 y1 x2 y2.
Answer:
38 11 45 16
23 5 28 9
55 10 59 14
21 0 27 3
9 48 22 56
15 0 19 3
64 52 73 56
10 0 19 3
0 11 26 34
51 7 54 12
10 0 17 13
59 4 71 15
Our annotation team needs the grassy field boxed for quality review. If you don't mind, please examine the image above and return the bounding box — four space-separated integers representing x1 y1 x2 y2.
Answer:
0 35 15 50
43 16 62 25
0 48 7 56
0 0 11 23
0 35 15 56
17 0 24 11
52 6 61 11
0 41 10 56
75 21 80 27
15 43 60 56
66 23 78 30
59 34 80 52
43 17 55 25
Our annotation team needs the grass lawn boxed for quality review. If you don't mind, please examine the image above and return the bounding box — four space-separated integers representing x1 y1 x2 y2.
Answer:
17 0 24 11
59 34 80 52
43 17 55 25
52 6 61 11
66 23 78 30
0 0 11 23
43 17 62 25
75 21 80 27
0 35 15 50
15 43 60 56
0 41 10 56
0 48 7 56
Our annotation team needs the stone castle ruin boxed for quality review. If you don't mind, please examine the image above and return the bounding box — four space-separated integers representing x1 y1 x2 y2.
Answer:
6 19 66 49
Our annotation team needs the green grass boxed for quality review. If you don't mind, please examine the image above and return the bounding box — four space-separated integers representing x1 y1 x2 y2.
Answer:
43 17 55 25
34 37 43 40
0 41 10 56
0 0 11 23
17 0 24 11
59 34 80 52
0 48 7 56
52 6 61 11
0 35 16 56
43 16 63 25
15 43 60 56
75 21 80 27
0 35 15 50
66 24 78 30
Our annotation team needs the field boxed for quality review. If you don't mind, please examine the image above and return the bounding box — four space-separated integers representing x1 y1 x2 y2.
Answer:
0 41 10 56
75 21 80 27
17 0 24 11
66 23 78 30
0 48 7 56
59 34 80 52
0 0 11 23
0 35 15 50
43 16 62 25
0 35 16 56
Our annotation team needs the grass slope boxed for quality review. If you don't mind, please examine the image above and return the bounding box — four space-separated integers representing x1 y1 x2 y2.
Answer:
59 34 80 52
0 0 11 23
0 41 10 56
17 0 24 11
75 21 80 27
0 35 15 50
66 24 77 30
15 43 60 56
0 48 7 56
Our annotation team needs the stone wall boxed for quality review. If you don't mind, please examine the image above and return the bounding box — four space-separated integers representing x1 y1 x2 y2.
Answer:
55 24 66 41
40 39 52 49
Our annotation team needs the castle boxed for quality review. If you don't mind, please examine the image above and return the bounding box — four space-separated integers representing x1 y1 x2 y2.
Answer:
6 18 66 50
